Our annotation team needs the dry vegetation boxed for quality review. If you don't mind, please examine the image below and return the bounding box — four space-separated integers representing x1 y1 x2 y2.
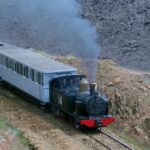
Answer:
0 55 150 150
98 60 150 145
54 56 150 146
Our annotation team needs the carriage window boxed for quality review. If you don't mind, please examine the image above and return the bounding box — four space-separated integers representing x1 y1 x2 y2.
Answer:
24 66 29 78
15 62 17 72
11 60 15 71
16 62 20 74
20 64 23 75
5 57 9 68
41 74 43 85
8 58 11 69
0 54 4 65
8 59 14 70
30 69 35 81
0 55 1 65
36 72 43 85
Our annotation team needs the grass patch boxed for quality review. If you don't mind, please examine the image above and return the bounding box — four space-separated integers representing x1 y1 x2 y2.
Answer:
0 116 32 149
17 130 30 147
0 117 7 129
120 134 150 150
108 127 150 150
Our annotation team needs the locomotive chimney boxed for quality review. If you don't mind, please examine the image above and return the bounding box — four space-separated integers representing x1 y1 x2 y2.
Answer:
90 82 97 95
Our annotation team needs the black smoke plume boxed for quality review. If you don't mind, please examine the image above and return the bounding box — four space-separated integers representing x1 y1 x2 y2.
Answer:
0 0 100 81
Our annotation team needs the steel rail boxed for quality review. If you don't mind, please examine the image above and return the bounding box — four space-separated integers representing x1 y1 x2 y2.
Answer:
89 135 112 150
101 130 135 150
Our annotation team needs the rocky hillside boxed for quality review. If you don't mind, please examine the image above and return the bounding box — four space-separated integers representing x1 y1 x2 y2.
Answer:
80 0 150 71
0 0 149 72
79 0 150 146
98 60 150 145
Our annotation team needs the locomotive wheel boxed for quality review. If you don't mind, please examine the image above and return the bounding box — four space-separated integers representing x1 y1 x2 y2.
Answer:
73 118 80 129
91 122 102 131
96 126 101 131
62 113 69 121
56 109 61 116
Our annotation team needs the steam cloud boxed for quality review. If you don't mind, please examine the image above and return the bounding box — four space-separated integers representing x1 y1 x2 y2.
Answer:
0 0 100 82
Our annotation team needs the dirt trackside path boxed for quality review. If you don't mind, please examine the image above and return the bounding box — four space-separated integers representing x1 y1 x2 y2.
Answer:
0 85 108 150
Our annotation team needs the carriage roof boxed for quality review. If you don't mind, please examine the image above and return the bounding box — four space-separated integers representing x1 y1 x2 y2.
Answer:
0 42 77 74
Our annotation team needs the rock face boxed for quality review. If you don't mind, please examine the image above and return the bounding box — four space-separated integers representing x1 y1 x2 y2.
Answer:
98 59 150 144
80 0 150 71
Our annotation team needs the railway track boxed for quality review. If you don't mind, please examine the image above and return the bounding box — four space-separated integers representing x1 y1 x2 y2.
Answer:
88 130 135 150
0 83 135 150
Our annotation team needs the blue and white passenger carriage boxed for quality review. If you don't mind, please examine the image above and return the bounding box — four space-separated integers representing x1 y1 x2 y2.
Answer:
0 42 78 104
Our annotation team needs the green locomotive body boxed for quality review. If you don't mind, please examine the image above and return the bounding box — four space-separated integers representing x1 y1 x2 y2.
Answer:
50 75 115 128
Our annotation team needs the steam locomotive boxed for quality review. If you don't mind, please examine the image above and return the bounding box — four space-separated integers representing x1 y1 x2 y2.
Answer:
51 76 115 128
0 42 115 129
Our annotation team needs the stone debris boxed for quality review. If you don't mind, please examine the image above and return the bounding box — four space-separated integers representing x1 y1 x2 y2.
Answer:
107 77 122 86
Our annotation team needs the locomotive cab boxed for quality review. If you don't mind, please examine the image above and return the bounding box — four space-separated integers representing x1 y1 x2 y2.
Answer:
50 75 115 128
50 75 82 114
